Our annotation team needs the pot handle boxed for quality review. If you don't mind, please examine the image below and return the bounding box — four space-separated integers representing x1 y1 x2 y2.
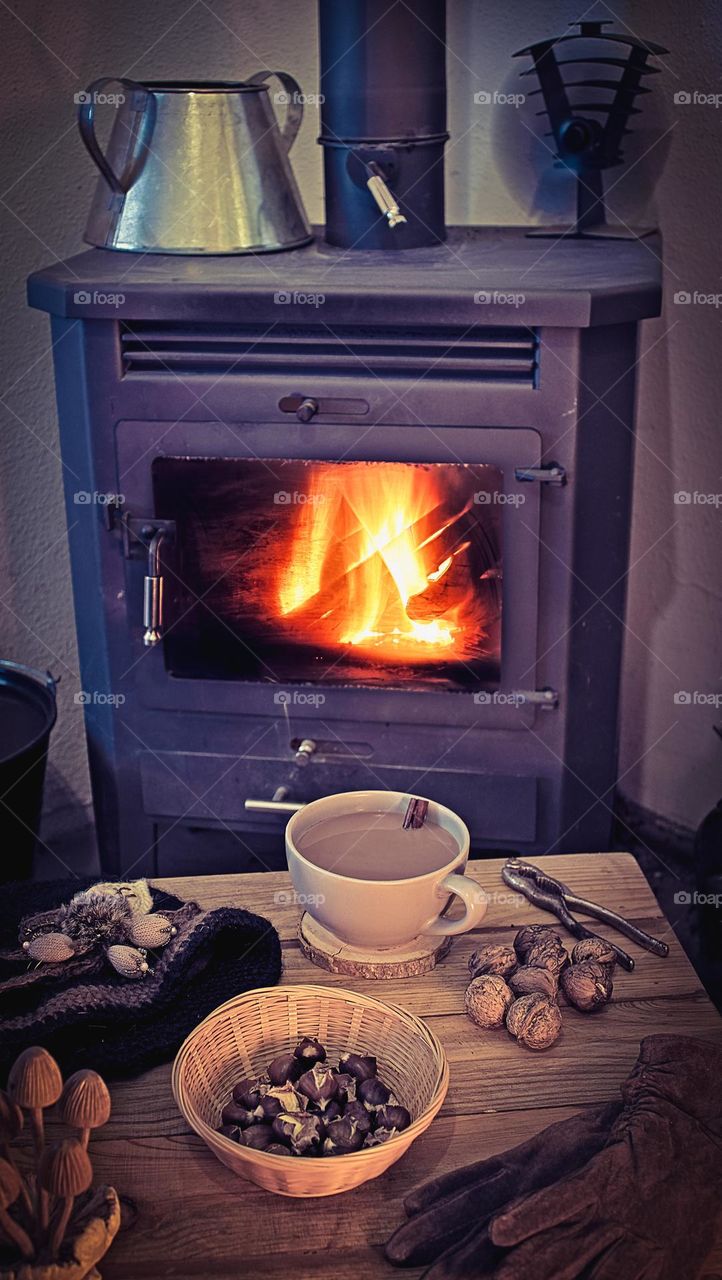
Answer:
78 77 157 195
0 660 58 696
246 70 304 151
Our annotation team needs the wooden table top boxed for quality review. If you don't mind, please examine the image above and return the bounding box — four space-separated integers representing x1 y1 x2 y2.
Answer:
86 853 722 1279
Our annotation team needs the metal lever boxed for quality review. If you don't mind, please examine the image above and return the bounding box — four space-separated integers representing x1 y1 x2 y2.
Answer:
143 529 166 647
366 165 407 229
245 797 305 814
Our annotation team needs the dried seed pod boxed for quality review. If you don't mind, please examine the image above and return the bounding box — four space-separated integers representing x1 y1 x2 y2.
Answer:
514 925 562 962
509 966 558 1001
560 960 613 1012
297 1063 338 1109
267 1053 301 1086
506 994 562 1051
127 913 177 949
24 932 76 963
60 1069 111 1147
293 1036 326 1066
468 945 518 980
106 944 149 978
524 937 569 979
338 1052 377 1082
465 975 513 1029
571 937 616 970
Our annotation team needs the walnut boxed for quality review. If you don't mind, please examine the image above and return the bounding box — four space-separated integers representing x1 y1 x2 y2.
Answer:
509 965 558 1001
513 925 563 963
506 994 562 1050
465 975 513 1029
571 937 616 970
468 945 518 981
524 937 569 979
560 961 613 1012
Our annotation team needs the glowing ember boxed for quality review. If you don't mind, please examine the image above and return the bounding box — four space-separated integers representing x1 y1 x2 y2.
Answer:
277 463 491 664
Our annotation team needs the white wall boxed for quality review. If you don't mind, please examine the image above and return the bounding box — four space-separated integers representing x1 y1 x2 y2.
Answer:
0 0 719 839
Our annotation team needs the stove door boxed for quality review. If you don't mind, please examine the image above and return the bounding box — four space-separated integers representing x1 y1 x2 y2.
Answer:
115 419 542 729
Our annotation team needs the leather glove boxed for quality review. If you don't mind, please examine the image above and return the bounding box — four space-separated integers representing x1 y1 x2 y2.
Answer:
385 1100 621 1271
489 1035 722 1280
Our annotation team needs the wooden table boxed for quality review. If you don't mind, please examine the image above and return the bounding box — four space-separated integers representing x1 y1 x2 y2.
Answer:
88 854 722 1279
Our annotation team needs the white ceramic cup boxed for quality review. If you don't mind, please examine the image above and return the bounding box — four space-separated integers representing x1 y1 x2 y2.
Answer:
285 790 488 949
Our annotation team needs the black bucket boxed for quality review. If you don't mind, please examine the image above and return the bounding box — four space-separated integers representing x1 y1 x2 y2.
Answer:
0 661 58 880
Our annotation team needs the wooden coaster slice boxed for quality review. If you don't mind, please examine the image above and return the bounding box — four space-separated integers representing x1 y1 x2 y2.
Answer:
297 912 453 979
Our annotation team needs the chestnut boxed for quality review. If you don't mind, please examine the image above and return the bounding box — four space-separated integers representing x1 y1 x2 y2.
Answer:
297 1063 338 1109
265 1143 292 1156
343 1100 372 1135
319 1100 343 1124
272 1112 324 1155
293 1036 326 1065
375 1104 411 1132
221 1101 257 1128
259 1084 306 1119
217 1123 242 1142
232 1078 263 1108
268 1052 301 1085
323 1115 364 1155
331 1071 357 1103
358 1076 391 1108
241 1124 273 1151
339 1052 377 1082
363 1127 398 1147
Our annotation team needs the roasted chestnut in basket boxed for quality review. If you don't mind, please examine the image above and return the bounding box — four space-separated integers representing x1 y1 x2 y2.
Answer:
241 1124 274 1151
293 1036 326 1065
358 1076 391 1108
259 1084 306 1119
323 1115 364 1155
268 1052 302 1085
232 1078 263 1108
338 1052 377 1082
272 1112 324 1155
297 1063 338 1109
343 1100 372 1135
376 1104 411 1132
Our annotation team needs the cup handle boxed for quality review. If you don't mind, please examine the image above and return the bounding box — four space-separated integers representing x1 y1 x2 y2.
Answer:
424 874 488 936
246 70 304 151
78 77 156 194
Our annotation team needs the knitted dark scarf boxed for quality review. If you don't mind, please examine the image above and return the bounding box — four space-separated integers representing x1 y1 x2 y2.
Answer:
0 878 282 1081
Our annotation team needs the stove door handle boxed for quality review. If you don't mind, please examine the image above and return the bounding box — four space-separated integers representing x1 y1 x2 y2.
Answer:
142 529 166 647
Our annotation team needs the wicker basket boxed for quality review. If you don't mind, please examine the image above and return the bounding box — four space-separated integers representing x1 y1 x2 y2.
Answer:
172 984 449 1197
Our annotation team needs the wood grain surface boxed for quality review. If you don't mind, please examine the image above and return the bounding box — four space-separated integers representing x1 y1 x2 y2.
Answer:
59 853 722 1279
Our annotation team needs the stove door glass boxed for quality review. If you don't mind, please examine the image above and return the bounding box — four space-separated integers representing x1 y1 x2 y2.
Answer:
152 457 502 691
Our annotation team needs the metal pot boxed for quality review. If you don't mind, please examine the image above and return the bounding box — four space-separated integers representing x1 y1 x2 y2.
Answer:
78 74 312 254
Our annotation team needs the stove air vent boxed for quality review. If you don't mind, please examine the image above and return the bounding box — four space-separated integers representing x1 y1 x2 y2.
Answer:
119 322 539 386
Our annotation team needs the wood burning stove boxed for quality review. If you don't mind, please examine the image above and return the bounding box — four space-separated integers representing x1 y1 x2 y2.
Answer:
28 230 661 874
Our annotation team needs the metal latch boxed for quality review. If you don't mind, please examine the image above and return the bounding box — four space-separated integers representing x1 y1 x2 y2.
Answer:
103 498 175 560
512 688 560 710
514 464 566 486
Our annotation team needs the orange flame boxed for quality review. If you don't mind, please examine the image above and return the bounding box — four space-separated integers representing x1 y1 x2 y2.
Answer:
277 464 486 663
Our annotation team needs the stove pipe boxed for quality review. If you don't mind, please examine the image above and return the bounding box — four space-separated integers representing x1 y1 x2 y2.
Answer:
318 0 448 249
